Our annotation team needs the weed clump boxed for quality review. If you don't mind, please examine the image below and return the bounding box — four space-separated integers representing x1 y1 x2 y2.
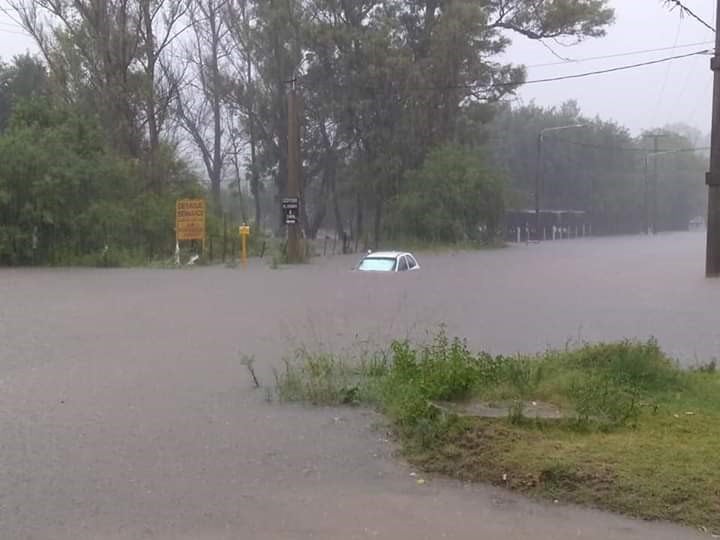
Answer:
272 330 720 530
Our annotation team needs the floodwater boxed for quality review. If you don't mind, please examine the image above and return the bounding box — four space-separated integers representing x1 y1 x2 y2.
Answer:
0 231 714 539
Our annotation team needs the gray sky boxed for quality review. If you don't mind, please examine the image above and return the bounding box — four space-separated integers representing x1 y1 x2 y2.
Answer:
503 0 716 136
0 0 715 137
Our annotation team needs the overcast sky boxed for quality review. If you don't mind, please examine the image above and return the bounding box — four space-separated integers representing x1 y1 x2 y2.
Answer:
503 0 716 136
0 0 715 137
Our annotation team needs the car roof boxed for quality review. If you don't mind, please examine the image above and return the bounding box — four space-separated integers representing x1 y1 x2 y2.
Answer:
364 251 413 258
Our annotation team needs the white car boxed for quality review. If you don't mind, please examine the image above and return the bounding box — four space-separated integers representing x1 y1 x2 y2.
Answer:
356 251 420 272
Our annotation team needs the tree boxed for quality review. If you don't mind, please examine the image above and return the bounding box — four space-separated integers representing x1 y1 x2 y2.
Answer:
9 0 187 192
0 54 49 132
174 0 232 214
224 0 263 227
485 101 707 236
390 144 505 243
295 0 614 245
0 97 202 265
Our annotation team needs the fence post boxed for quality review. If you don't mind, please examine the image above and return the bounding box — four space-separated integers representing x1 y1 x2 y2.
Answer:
222 213 227 263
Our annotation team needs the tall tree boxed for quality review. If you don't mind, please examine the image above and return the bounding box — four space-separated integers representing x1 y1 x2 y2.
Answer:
174 0 231 213
9 0 187 192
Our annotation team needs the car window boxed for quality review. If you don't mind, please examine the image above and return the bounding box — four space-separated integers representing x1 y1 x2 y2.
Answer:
407 255 417 269
398 256 409 271
358 257 396 271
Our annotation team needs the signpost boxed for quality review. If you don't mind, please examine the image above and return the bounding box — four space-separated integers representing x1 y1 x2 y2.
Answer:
176 199 206 263
176 199 206 241
239 223 250 268
282 197 299 225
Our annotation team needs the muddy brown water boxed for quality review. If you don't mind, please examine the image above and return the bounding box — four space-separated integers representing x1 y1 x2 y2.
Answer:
0 232 714 539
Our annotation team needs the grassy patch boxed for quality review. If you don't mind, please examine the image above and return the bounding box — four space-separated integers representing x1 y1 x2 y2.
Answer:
274 330 720 531
273 346 388 405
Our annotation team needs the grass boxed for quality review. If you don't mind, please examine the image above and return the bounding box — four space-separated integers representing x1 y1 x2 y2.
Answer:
273 330 720 532
415 382 720 531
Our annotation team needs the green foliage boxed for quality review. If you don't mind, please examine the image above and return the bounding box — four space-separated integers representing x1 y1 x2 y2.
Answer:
223 0 614 243
274 349 364 406
274 330 689 445
374 331 487 446
0 97 204 266
390 145 505 243
488 102 707 235
7 0 617 250
569 339 679 393
0 54 49 133
272 330 720 531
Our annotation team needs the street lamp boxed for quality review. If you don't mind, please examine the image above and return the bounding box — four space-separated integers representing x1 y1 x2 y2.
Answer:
644 148 694 235
535 124 587 241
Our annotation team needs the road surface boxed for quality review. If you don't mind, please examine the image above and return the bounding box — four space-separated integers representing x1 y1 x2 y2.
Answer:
0 232 714 539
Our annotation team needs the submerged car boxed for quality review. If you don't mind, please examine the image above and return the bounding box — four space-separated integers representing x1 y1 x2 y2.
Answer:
356 251 420 272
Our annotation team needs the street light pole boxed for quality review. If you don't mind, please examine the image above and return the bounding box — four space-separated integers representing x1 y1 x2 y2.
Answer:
535 124 587 241
645 147 705 235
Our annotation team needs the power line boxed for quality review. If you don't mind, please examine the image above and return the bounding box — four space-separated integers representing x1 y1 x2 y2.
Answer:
663 0 716 33
483 49 712 90
537 39 573 63
337 49 712 95
526 41 714 68
0 27 27 36
548 135 709 153
548 138 648 152
652 16 683 119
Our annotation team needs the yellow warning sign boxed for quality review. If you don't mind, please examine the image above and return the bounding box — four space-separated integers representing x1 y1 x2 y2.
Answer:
176 199 206 241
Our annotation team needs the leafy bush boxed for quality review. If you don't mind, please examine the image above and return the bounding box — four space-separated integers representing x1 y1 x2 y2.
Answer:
0 98 204 266
567 374 642 426
569 339 679 393
389 144 505 243
377 331 485 444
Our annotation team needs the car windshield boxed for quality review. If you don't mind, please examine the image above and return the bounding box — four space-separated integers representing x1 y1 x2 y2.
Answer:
358 257 396 271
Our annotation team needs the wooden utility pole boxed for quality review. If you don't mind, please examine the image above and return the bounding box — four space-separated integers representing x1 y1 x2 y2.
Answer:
286 79 301 263
706 2 720 277
643 132 666 235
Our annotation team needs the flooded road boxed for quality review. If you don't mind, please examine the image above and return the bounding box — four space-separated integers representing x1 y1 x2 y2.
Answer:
0 232 713 539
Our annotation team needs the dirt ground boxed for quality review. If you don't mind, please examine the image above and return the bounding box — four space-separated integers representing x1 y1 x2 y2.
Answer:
0 232 714 539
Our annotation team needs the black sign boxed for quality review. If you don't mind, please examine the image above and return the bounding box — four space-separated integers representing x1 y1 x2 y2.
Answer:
282 197 299 210
282 197 300 225
284 210 298 225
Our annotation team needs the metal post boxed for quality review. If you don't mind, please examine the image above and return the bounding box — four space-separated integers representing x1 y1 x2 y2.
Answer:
222 213 227 263
652 135 659 234
644 154 650 234
707 1 720 276
535 124 587 242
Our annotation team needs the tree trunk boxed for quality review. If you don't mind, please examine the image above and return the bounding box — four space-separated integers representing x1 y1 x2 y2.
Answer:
210 8 223 216
373 195 383 250
246 57 262 229
354 194 364 252
141 0 161 193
